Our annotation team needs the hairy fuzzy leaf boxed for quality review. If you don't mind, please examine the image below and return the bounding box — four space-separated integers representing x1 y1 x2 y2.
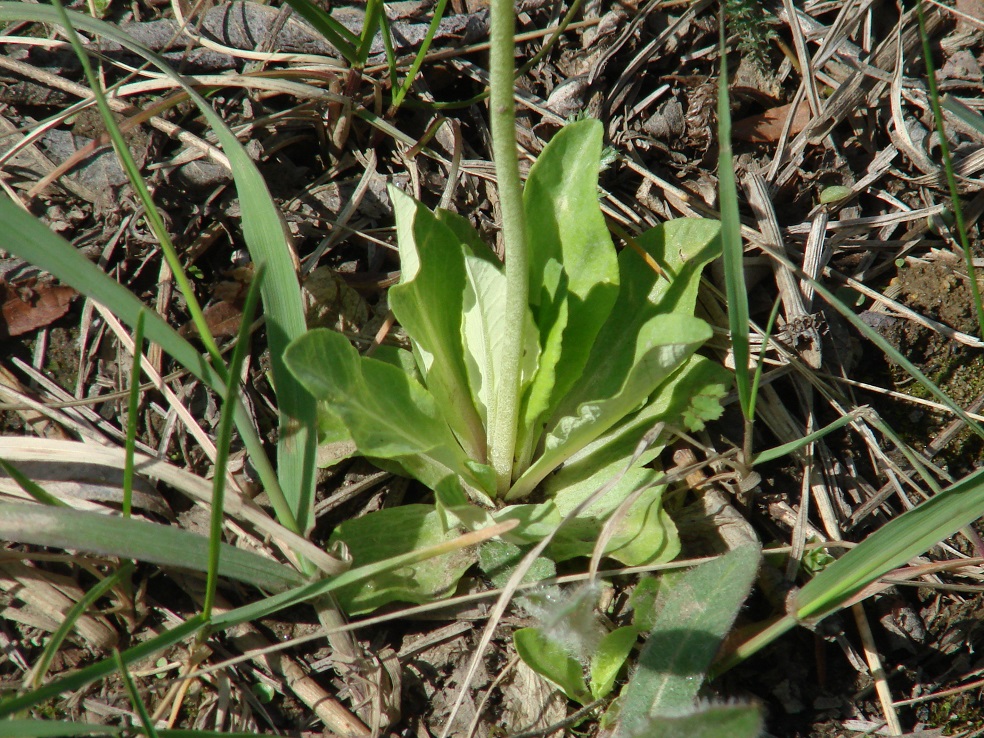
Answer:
514 627 592 705
616 545 761 736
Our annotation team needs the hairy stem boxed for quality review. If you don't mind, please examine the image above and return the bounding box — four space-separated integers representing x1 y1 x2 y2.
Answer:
487 0 529 495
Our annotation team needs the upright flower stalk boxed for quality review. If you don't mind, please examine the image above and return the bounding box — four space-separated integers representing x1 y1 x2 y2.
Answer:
486 0 530 494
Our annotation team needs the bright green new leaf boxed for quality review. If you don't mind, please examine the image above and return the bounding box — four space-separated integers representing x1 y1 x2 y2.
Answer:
519 120 620 463
590 626 639 699
795 465 984 620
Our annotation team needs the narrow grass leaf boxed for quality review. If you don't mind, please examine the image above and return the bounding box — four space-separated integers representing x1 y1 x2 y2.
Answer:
112 649 158 738
356 0 384 64
753 410 867 465
942 95 984 133
280 0 360 64
0 3 317 535
717 13 751 418
29 562 135 690
122 311 145 518
391 0 452 107
794 466 984 620
0 615 206 718
0 503 304 593
0 459 65 507
51 0 224 369
917 0 984 339
204 266 265 620
0 722 124 737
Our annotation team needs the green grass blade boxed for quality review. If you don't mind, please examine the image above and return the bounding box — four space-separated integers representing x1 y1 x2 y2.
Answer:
717 13 751 419
794 466 984 620
753 410 866 465
203 266 265 620
748 295 782 423
0 615 206 718
0 3 318 536
28 562 135 690
0 197 290 533
0 721 124 737
0 503 305 592
357 0 384 65
112 649 158 738
122 311 145 518
0 459 66 507
917 0 984 339
391 0 451 108
943 94 984 133
281 0 360 64
51 0 224 369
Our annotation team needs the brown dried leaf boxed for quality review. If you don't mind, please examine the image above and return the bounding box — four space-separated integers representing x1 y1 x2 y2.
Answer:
0 279 76 339
732 98 813 144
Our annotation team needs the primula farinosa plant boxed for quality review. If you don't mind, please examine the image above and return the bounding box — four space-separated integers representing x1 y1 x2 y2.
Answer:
284 119 729 612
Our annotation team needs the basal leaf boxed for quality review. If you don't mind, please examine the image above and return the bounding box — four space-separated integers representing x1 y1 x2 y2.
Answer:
519 119 620 463
478 537 557 588
284 328 470 486
635 218 721 316
327 504 479 613
546 356 729 502
509 313 710 500
389 186 486 460
547 480 680 566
